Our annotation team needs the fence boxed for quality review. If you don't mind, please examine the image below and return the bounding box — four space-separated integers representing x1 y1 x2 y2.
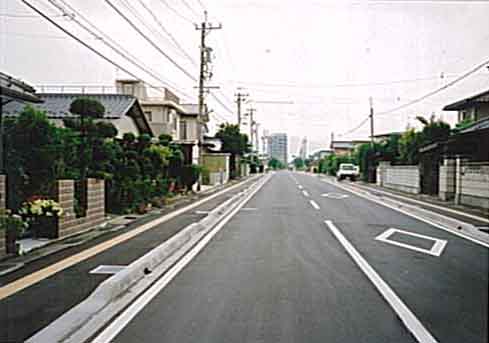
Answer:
0 175 5 257
377 163 421 194
457 161 489 210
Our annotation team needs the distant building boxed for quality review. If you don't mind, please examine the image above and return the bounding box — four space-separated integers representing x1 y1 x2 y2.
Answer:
298 137 308 160
443 89 489 123
269 133 288 165
330 140 370 155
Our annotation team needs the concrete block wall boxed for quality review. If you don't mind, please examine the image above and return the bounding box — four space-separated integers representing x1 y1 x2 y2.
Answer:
458 163 489 210
0 175 6 257
439 159 456 201
383 165 421 194
0 175 5 210
55 178 105 239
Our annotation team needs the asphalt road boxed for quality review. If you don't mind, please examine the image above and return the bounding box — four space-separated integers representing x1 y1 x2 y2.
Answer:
0 177 258 343
97 171 488 343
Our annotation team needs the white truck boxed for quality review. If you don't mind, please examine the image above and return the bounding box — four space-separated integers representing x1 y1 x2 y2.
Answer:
336 163 360 181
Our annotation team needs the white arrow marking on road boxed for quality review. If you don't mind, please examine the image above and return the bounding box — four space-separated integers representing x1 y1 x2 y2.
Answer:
325 220 438 343
309 200 320 210
375 228 447 257
302 190 310 197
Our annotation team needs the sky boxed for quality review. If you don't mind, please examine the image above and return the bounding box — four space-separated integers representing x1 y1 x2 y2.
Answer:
2 0 489 155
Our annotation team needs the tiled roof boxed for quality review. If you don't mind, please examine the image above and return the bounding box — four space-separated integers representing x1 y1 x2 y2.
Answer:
443 89 489 111
3 93 137 119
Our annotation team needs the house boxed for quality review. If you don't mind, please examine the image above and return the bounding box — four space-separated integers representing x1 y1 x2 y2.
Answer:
372 132 403 143
3 93 152 138
443 89 489 123
116 79 184 140
330 140 369 155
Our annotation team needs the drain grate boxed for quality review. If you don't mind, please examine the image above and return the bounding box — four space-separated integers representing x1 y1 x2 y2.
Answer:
478 227 489 234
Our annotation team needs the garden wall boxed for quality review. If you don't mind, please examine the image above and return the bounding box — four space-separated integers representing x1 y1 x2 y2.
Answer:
457 162 489 210
377 163 420 194
55 178 105 238
439 159 456 201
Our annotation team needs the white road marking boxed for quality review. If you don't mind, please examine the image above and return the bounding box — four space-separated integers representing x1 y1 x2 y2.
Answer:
91 175 271 343
325 220 438 343
321 193 349 199
302 190 310 197
298 185 303 190
195 210 210 215
240 207 258 211
322 178 489 249
89 265 126 275
376 228 447 257
309 200 320 210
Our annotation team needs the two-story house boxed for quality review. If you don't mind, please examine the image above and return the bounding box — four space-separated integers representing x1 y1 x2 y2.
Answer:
116 79 183 140
443 89 489 123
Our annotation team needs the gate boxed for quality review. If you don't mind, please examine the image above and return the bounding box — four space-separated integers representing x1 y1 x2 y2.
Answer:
419 144 441 195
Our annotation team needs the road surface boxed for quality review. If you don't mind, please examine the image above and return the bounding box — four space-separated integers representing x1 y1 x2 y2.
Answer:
93 171 488 343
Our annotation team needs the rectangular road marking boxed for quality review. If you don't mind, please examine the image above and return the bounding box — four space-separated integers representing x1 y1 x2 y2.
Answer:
322 178 489 249
325 220 438 343
309 200 320 210
91 174 272 343
376 228 447 257
240 207 258 211
195 210 210 215
302 190 310 197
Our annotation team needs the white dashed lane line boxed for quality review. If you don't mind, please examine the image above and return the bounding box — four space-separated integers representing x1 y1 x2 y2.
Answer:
309 200 320 210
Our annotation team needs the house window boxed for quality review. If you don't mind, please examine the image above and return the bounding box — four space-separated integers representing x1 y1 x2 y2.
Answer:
144 111 152 122
180 120 188 140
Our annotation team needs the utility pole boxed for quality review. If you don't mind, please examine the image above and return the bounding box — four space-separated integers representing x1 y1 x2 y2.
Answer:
235 91 248 127
369 96 374 147
247 107 256 150
196 11 221 121
254 122 260 154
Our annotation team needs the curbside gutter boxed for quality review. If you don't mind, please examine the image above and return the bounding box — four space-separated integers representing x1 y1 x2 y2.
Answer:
26 175 269 343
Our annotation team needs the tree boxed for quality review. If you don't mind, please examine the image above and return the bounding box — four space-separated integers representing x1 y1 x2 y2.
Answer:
268 158 285 170
416 115 451 144
215 124 251 178
398 128 423 165
68 98 106 183
293 157 305 170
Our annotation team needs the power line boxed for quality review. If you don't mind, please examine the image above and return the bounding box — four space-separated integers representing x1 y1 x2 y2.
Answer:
0 12 64 18
104 0 198 82
376 56 489 116
47 0 194 99
339 116 370 137
22 0 192 102
156 0 194 24
340 56 489 136
136 0 198 67
181 0 201 19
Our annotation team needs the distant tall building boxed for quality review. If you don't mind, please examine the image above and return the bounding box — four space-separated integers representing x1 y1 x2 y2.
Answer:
289 135 301 159
269 133 288 166
298 137 308 160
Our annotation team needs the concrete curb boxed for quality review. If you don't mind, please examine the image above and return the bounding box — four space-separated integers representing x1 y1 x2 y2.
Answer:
26 176 264 343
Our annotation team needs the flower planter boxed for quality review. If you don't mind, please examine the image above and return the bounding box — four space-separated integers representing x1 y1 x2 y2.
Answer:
31 216 59 239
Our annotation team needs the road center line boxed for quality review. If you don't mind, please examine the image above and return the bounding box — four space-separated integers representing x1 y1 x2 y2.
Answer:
309 200 320 210
91 174 271 343
302 190 310 197
325 220 438 343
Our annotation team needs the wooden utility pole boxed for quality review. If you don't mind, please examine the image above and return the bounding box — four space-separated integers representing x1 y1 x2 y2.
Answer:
369 96 374 147
196 11 221 121
247 107 256 149
235 92 248 126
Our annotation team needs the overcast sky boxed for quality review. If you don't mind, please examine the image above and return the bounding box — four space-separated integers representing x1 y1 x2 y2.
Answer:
1 0 489 154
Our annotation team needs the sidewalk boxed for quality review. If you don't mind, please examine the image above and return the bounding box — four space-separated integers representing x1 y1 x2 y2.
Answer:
0 175 262 343
0 176 255 278
317 174 488 228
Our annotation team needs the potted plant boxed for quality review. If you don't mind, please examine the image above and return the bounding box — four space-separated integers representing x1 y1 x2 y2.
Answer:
0 209 28 254
19 198 64 239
